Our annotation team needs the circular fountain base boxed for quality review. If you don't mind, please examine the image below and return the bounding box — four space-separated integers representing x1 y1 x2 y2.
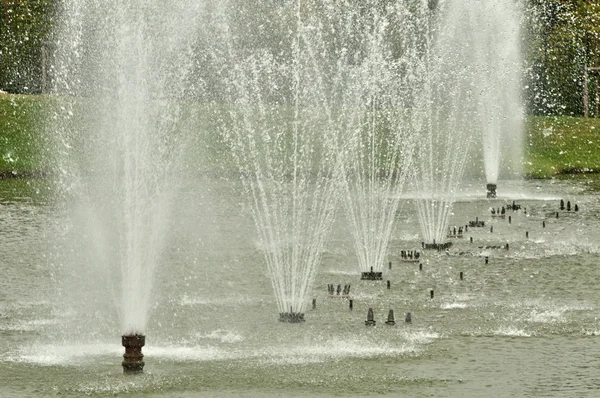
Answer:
279 312 305 323
122 334 145 374
423 242 452 250
361 271 383 280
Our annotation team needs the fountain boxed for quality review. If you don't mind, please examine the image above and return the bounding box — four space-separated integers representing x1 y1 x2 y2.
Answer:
411 2 475 248
413 0 523 244
5 1 600 396
214 1 351 321
338 2 420 280
48 0 202 371
443 0 524 196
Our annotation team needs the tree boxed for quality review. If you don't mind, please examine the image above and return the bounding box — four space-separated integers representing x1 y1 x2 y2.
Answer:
0 0 55 93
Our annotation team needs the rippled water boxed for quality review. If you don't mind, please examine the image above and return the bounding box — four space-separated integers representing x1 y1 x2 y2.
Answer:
1 177 600 397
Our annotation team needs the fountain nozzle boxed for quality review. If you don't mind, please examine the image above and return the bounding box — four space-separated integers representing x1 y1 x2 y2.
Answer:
122 334 145 374
486 183 497 198
279 307 306 323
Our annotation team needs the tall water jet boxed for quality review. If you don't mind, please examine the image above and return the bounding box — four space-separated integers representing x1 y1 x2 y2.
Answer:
412 1 476 247
339 3 420 279
48 0 202 370
442 0 524 195
214 0 351 321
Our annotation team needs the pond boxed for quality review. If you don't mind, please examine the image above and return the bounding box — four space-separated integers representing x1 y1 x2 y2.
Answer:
0 176 599 397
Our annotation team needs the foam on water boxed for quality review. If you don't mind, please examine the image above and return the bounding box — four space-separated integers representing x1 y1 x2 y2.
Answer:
3 342 241 366
492 327 533 337
257 331 438 365
441 302 470 310
4 344 122 366
196 330 245 344
0 318 59 332
180 295 252 307
324 269 359 276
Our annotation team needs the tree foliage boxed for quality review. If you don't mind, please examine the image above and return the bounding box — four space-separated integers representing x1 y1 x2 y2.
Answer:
1 0 599 116
0 0 55 93
524 0 600 115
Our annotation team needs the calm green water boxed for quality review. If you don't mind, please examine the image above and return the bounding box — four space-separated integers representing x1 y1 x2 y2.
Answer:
1 177 600 397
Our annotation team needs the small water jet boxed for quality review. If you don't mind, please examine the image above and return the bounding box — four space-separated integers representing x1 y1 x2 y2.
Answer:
340 3 420 279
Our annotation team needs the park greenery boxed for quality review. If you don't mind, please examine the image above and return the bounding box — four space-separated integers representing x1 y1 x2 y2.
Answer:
1 1 600 178
1 93 600 179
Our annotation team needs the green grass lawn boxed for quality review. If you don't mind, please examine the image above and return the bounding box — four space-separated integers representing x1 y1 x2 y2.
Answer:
525 116 600 178
0 93 49 175
2 93 600 179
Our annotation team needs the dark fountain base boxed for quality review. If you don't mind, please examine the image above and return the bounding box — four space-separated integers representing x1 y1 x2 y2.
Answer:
361 271 383 280
122 334 145 374
487 183 497 199
279 312 305 323
423 242 452 250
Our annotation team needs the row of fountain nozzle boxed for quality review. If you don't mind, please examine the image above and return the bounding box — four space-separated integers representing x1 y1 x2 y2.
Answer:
559 199 578 212
365 308 411 326
328 283 351 296
400 250 420 260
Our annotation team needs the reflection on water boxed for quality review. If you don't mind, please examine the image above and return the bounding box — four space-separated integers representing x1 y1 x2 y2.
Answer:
1 177 600 397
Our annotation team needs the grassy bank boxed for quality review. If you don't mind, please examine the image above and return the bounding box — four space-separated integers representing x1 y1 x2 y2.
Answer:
2 93 600 179
525 116 600 178
0 94 49 175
